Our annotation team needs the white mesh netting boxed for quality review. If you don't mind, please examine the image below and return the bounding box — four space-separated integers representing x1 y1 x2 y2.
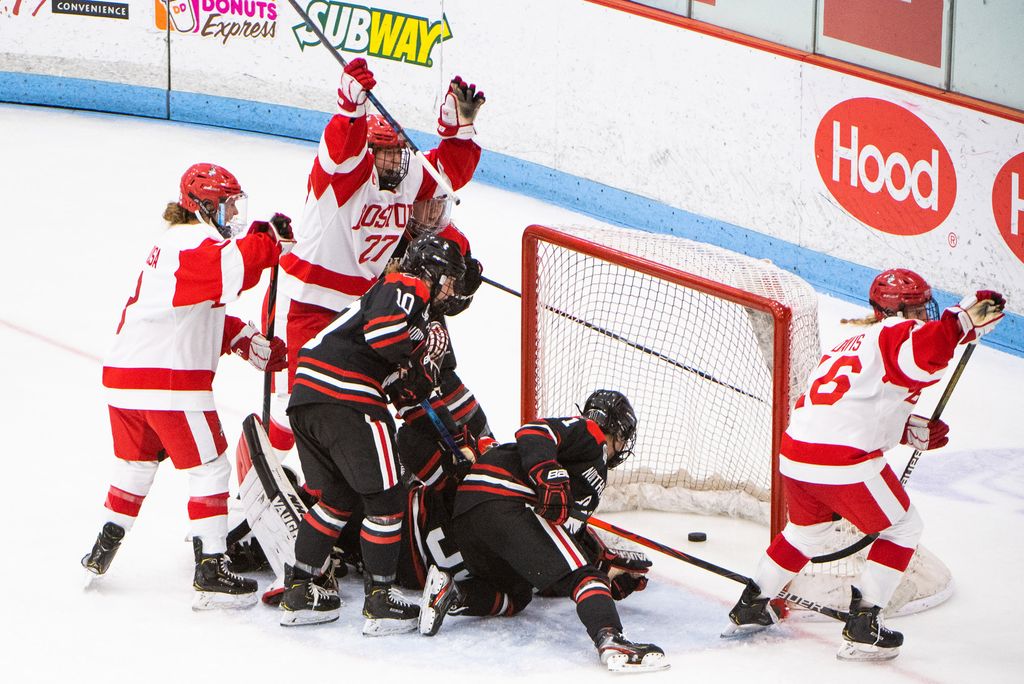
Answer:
524 224 952 617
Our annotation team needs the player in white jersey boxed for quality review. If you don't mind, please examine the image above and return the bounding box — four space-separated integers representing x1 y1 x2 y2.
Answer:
267 57 485 452
725 268 1006 660
82 163 294 609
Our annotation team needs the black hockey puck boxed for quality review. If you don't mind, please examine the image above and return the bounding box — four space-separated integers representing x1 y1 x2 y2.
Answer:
687 532 707 542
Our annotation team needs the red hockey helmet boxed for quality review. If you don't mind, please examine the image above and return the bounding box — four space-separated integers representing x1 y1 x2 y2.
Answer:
366 115 403 149
869 268 938 321
367 115 410 191
178 163 247 237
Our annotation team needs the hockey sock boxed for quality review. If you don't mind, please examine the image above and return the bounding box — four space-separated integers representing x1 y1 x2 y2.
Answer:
457 578 524 617
187 455 231 554
360 513 403 584
571 575 622 641
104 459 159 531
294 502 350 570
860 538 916 607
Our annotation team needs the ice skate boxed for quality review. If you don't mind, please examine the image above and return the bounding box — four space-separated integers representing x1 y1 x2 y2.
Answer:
594 627 669 673
722 579 780 638
279 565 341 626
192 538 258 610
837 587 902 661
82 522 126 584
419 565 465 636
363 580 419 636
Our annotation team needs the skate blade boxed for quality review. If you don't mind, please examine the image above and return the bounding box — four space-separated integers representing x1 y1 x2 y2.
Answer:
418 606 444 636
836 641 900 661
362 617 418 637
720 621 772 639
605 652 671 673
279 609 340 626
192 591 258 611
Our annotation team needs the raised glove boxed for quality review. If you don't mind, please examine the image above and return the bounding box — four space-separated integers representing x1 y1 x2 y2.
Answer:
437 76 485 140
900 414 950 451
948 290 1006 343
230 323 287 372
459 256 482 297
337 57 376 117
528 460 571 525
247 212 295 255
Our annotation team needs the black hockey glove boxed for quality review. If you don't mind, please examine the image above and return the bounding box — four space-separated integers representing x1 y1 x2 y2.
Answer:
458 257 483 296
598 546 653 577
528 460 571 525
609 572 648 600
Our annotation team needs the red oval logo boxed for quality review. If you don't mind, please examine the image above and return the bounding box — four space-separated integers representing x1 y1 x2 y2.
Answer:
992 151 1024 265
814 98 956 235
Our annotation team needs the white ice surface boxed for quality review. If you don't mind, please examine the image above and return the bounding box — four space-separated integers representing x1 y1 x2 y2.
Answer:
2 104 1022 684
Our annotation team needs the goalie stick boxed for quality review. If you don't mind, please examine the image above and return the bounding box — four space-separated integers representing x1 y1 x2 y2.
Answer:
236 414 308 583
262 264 278 428
811 342 976 564
286 0 460 204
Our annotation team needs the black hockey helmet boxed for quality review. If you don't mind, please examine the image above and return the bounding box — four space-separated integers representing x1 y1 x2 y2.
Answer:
582 389 637 469
400 234 466 299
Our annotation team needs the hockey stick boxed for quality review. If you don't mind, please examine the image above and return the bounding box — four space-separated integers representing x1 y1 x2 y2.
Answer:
262 264 278 428
811 342 977 564
286 0 459 204
481 276 765 402
585 515 848 622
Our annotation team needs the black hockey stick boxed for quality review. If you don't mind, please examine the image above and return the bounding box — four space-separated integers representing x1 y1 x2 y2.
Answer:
286 0 459 203
585 515 848 622
811 342 976 564
419 399 471 465
481 276 766 403
262 264 278 428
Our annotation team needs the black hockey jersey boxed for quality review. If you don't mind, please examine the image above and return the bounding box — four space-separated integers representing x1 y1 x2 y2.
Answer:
289 271 434 422
453 417 609 522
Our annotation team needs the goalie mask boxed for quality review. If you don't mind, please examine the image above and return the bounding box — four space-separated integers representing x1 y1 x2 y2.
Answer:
869 268 939 322
367 115 410 191
400 234 466 303
179 163 247 238
583 390 637 469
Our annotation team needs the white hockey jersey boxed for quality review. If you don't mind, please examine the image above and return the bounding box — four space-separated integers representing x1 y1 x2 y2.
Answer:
102 221 278 411
779 314 965 485
278 113 481 312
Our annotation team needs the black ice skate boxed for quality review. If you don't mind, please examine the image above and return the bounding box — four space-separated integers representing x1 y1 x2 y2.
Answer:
837 587 903 661
419 565 465 636
594 627 670 673
279 565 341 626
192 538 258 611
363 579 419 636
722 579 781 638
82 522 125 580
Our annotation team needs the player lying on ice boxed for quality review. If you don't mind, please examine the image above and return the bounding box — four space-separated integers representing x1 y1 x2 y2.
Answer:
419 390 670 673
82 163 292 609
724 268 1006 660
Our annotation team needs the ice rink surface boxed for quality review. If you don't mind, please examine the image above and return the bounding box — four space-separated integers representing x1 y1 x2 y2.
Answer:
2 104 1022 683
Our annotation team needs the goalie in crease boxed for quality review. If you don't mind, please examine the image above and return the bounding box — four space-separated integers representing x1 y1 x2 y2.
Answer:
725 268 1006 661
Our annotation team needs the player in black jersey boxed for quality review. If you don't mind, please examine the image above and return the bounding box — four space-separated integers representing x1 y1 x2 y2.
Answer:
280 233 465 636
419 390 669 673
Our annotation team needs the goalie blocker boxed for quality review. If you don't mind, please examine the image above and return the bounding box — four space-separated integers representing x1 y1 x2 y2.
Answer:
235 414 309 595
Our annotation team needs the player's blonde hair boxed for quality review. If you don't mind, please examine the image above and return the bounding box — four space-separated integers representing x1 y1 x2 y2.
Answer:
162 202 200 225
840 314 879 326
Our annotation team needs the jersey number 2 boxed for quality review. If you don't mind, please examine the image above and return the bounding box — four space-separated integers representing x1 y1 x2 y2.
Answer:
359 235 399 264
808 355 862 406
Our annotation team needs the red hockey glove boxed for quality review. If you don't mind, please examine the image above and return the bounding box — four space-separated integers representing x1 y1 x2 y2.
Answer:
900 414 950 451
947 290 1006 343
230 323 287 372
528 460 571 525
247 212 295 256
437 76 485 139
337 58 376 117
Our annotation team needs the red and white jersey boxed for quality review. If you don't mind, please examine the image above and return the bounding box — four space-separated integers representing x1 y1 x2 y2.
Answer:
103 222 278 411
780 314 963 485
279 114 481 312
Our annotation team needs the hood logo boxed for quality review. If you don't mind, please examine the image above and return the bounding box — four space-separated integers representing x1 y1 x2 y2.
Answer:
814 98 956 236
992 151 1024 265
292 1 452 67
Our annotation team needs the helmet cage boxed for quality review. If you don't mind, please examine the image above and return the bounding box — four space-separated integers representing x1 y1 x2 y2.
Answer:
869 268 938 321
407 196 454 238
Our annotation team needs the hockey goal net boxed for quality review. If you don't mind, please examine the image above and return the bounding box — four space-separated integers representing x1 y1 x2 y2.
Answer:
521 224 952 617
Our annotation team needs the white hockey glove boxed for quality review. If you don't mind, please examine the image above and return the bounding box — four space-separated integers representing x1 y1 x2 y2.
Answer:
437 76 485 140
230 323 287 372
947 290 1006 343
337 58 376 117
900 414 950 451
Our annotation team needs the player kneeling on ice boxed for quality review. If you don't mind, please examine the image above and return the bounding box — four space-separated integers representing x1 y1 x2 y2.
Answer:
281 234 465 635
82 163 293 610
725 269 1006 660
420 390 669 673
